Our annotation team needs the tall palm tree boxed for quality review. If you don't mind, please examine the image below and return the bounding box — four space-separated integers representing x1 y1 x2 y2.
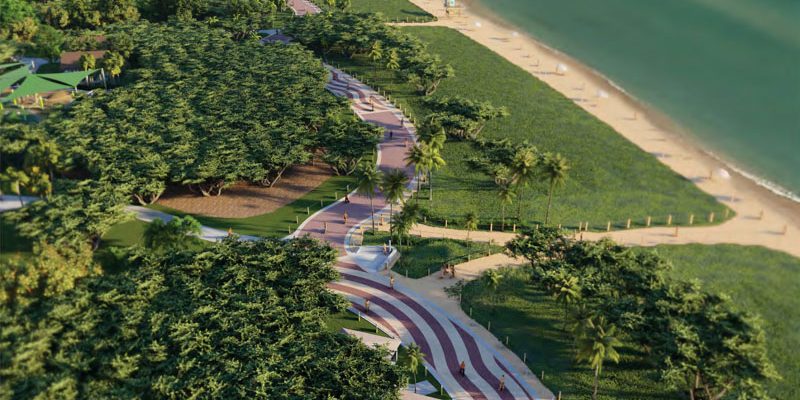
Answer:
464 211 479 240
510 146 539 223
380 169 409 238
368 40 383 74
552 273 581 326
420 129 446 201
541 152 570 225
575 316 622 400
404 143 427 202
482 269 502 301
406 344 426 393
392 202 420 246
356 163 383 232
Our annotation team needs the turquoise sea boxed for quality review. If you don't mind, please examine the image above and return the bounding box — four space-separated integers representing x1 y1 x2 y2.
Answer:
473 0 800 200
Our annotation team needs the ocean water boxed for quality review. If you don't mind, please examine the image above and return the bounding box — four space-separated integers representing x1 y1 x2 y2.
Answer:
473 0 800 200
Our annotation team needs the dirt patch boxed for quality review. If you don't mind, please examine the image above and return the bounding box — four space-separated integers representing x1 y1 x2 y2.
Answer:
157 163 334 218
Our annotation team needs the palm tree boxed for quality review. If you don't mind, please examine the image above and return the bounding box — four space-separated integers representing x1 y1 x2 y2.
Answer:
385 48 400 72
420 129 446 201
552 273 581 326
482 269 502 301
510 146 539 223
464 211 479 240
356 163 383 232
406 344 426 393
541 152 570 225
404 143 427 202
380 169 409 238
392 202 420 246
368 40 383 74
575 316 622 400
496 183 515 231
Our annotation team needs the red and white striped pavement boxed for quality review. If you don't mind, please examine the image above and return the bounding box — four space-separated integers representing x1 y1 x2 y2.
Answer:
291 65 552 399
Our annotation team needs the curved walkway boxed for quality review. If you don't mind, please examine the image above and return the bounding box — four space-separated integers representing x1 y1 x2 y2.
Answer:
295 67 552 399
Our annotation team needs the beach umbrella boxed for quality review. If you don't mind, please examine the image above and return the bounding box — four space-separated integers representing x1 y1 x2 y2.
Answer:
512 31 519 38
556 63 569 75
597 90 609 99
474 21 482 28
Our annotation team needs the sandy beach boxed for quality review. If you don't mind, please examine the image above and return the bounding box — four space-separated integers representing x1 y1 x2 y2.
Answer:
399 0 800 256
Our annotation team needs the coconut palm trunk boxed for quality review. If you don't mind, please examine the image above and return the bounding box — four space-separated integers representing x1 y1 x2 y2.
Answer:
546 180 556 224
370 195 376 231
593 366 599 400
428 171 433 201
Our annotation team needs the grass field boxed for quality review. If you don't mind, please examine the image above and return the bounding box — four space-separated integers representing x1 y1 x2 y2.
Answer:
349 0 435 22
330 26 729 231
459 244 799 399
362 231 503 278
150 174 356 238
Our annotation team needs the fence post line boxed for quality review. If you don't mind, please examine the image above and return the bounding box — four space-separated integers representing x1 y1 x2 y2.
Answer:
607 221 611 231
646 216 651 227
708 212 715 223
626 218 631 229
667 214 673 225
689 214 695 225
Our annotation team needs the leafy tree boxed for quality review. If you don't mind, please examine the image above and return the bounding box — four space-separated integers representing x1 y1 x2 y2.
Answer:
142 216 202 253
32 24 64 61
319 113 382 176
356 162 382 232
100 50 124 80
575 316 622 400
337 0 351 11
0 238 405 399
8 180 130 249
404 143 426 201
385 48 400 71
481 269 501 301
424 96 508 140
463 211 478 239
0 0 35 40
509 145 539 222
0 39 18 61
540 152 569 225
406 344 425 393
0 167 29 205
9 17 38 42
98 0 140 24
79 51 96 70
391 201 420 246
418 128 446 201
368 40 383 73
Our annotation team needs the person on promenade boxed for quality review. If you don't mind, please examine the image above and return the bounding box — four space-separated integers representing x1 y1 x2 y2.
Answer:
344 194 350 203
389 274 395 290
389 130 394 139
458 361 465 376
227 227 233 237
498 374 506 392
364 298 370 313
383 243 389 255
343 211 348 224
451 264 456 278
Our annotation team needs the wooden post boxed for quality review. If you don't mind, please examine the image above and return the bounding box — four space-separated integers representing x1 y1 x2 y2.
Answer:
626 218 631 229
334 191 338 199
296 216 299 224
487 321 491 331
724 208 730 218
674 226 679 237
489 222 493 232
708 212 715 223
523 353 527 363
667 214 673 225
689 214 695 225
324 222 328 233
512 224 516 232
288 226 292 234
445 219 448 228
505 336 509 345
320 200 324 208
557 224 561 230
646 216 651 227
558 391 562 400
607 221 611 231
585 222 589 231
306 206 310 215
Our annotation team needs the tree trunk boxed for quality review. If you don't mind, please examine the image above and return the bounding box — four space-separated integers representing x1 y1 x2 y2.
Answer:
370 196 376 231
592 367 599 400
428 171 433 201
545 180 555 225
18 194 24 207
416 173 421 203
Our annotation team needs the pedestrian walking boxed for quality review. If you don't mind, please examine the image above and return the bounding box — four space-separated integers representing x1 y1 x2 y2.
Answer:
383 243 388 255
498 374 506 392
344 194 350 203
343 211 348 224
227 227 233 236
364 298 370 313
389 130 394 139
389 274 395 290
458 361 465 376
451 264 456 278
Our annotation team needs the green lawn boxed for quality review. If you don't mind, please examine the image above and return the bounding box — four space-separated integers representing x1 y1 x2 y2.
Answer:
362 231 504 278
329 26 729 231
150 174 357 238
650 244 800 399
350 0 435 22
459 244 799 399
325 310 451 398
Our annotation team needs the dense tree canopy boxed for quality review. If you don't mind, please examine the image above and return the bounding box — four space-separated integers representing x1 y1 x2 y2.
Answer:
0 238 404 399
285 12 453 95
48 22 365 202
507 229 779 399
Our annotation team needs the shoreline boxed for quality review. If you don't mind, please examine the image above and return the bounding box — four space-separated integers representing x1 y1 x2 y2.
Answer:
460 0 800 206
402 0 800 255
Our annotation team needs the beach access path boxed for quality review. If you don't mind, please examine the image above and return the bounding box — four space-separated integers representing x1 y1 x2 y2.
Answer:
388 0 800 258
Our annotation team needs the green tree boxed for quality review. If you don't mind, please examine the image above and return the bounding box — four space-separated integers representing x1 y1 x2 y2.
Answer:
509 146 539 223
575 316 622 400
79 52 96 70
385 48 400 71
0 238 405 398
380 168 409 238
540 152 570 225
356 162 382 232
0 0 35 40
368 40 383 74
0 39 18 61
143 216 202 253
404 143 426 202
496 182 515 231
424 96 508 140
0 167 29 205
32 25 64 61
101 50 124 81
463 211 478 240
391 202 420 246
481 269 502 301
418 128 446 201
337 0 351 11
406 343 426 393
